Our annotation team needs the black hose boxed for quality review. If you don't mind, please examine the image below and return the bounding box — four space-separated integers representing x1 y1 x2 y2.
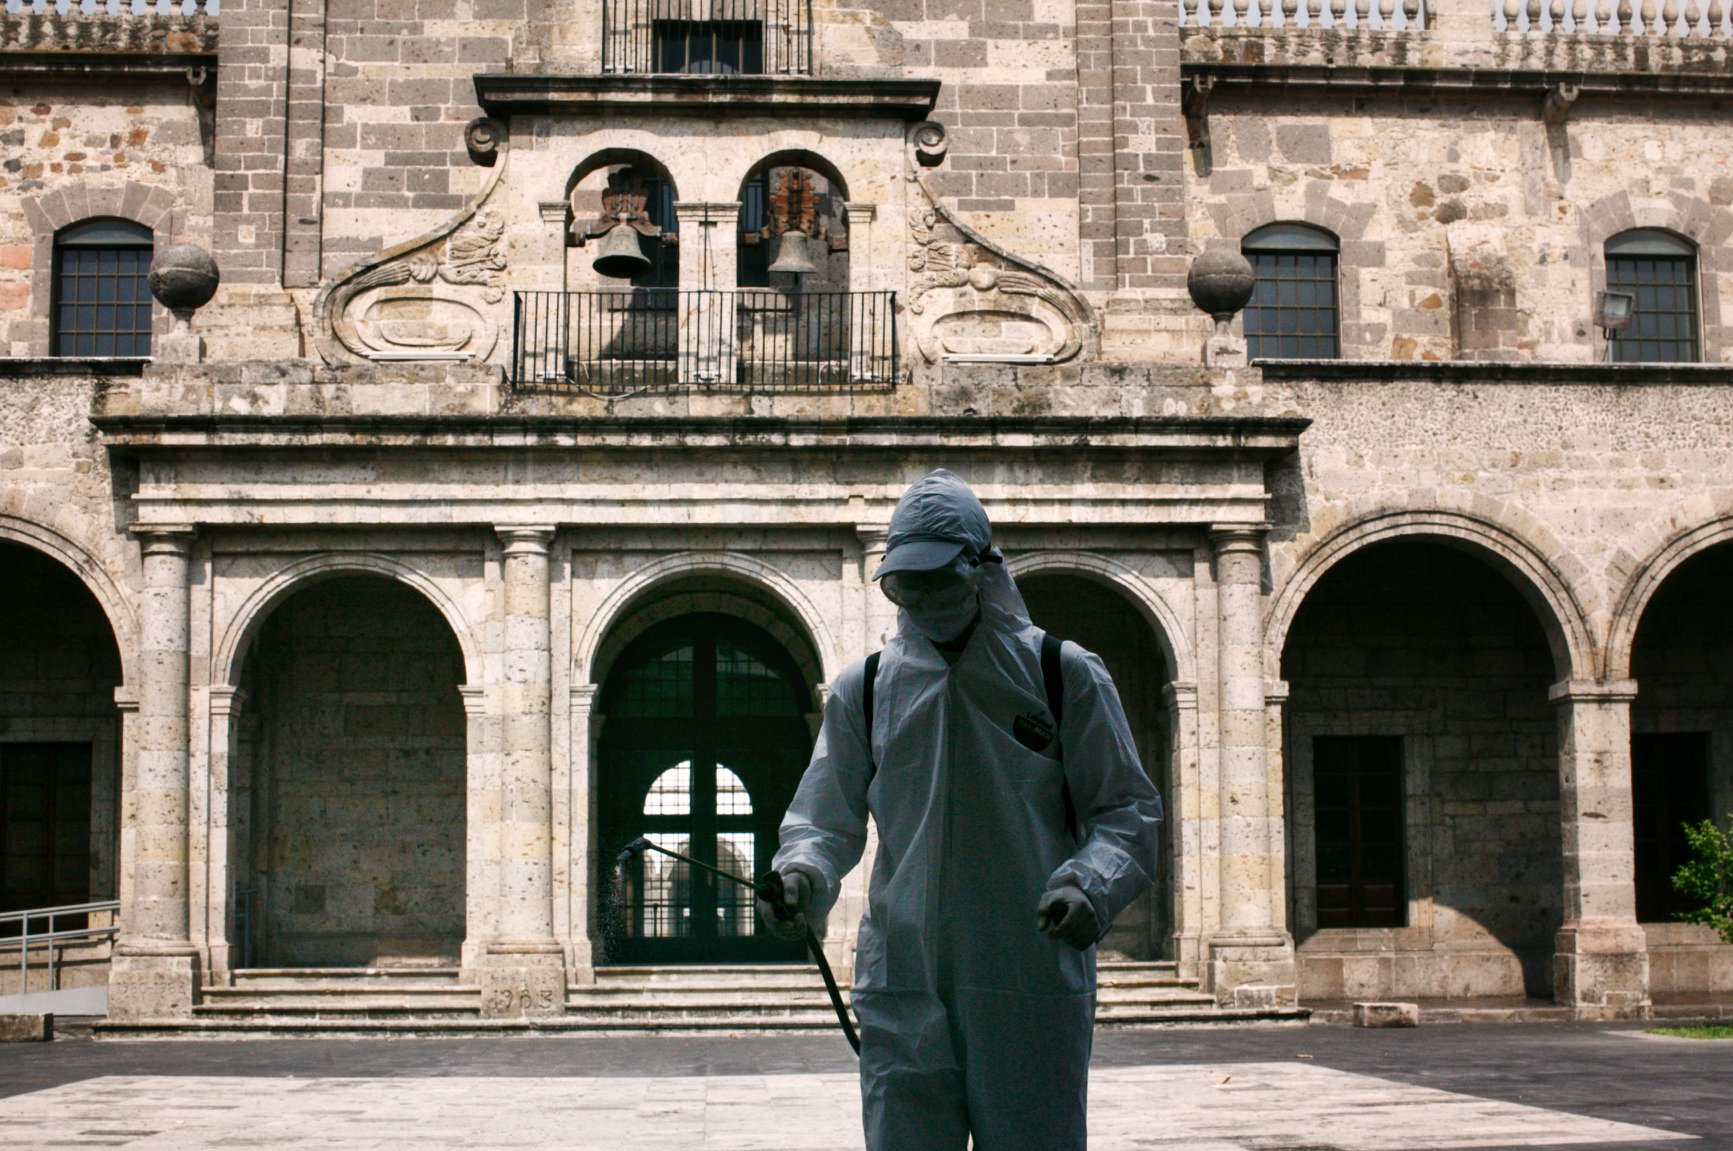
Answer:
618 836 861 1056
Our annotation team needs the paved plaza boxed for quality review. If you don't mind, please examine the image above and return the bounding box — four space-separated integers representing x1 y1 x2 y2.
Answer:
1 1022 1729 1150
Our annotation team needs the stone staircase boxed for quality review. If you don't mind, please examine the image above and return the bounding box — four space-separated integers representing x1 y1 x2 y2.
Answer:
95 961 1306 1036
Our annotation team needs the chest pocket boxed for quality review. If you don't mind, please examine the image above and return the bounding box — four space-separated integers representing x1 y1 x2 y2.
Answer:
864 630 1078 841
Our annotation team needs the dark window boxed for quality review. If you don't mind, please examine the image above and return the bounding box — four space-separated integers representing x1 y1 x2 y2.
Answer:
638 173 678 289
1607 230 1698 364
0 744 92 928
1243 222 1339 360
53 218 154 358
653 19 764 74
738 173 771 288
1313 736 1404 928
1632 732 1712 923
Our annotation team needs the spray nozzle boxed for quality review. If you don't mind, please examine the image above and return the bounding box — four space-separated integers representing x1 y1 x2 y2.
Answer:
615 837 651 866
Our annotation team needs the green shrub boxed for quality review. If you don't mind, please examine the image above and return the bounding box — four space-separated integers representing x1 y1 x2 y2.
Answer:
1672 816 1733 945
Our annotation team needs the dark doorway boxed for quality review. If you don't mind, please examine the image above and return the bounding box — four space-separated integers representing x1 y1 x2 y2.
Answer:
0 743 92 924
1313 736 1405 928
1633 732 1712 923
599 613 811 964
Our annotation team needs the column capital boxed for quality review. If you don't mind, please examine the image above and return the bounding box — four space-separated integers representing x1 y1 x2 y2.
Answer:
457 685 488 715
1208 522 1271 554
113 684 139 713
570 683 600 714
208 686 247 717
856 524 891 551
1548 678 1639 705
1163 680 1198 712
129 524 197 555
496 525 556 554
1265 679 1291 706
672 200 741 225
844 201 878 225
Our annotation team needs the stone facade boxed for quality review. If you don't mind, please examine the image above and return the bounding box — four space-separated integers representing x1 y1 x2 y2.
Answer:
0 0 1730 1025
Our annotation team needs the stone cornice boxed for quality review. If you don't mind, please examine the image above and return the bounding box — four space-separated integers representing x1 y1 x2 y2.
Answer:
92 413 1310 456
472 73 942 120
1254 359 1733 386
1182 60 1733 101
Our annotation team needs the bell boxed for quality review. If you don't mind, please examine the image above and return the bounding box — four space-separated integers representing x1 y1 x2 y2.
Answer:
768 231 819 278
592 221 653 280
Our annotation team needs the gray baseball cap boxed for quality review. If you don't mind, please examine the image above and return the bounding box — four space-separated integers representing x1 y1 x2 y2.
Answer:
873 469 993 580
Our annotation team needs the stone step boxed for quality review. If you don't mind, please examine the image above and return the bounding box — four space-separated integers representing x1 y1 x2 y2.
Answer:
591 965 823 988
208 983 470 998
198 995 481 1014
228 967 464 992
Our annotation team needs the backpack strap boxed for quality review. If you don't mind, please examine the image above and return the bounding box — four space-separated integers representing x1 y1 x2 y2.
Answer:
862 650 881 778
1042 631 1079 842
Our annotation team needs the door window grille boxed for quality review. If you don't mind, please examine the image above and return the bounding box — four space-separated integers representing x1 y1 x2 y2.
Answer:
1242 222 1339 361
53 218 153 358
1312 736 1404 928
1606 230 1699 363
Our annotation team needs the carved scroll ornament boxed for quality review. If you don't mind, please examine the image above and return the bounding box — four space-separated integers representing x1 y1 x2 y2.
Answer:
902 121 1095 365
313 117 511 365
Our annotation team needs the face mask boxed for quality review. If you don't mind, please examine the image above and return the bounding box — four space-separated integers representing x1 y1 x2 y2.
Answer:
903 592 981 643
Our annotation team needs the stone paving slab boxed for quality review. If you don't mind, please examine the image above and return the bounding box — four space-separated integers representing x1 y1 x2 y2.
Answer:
0 1064 1692 1151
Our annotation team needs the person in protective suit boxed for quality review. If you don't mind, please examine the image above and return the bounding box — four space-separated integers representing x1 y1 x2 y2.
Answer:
760 469 1164 1151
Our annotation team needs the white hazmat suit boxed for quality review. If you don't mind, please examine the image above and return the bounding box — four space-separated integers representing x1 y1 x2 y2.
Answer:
772 475 1163 1151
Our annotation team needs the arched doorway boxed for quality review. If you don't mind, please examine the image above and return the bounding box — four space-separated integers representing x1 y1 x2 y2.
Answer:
1629 541 1733 993
231 574 467 968
1281 540 1561 1000
1018 572 1174 960
0 541 123 928
598 613 812 964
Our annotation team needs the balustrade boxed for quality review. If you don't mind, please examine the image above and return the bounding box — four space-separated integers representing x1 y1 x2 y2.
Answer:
1182 0 1427 29
1494 0 1731 37
2 0 215 15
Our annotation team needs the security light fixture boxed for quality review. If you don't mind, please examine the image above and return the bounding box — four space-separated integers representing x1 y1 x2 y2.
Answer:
1596 290 1635 332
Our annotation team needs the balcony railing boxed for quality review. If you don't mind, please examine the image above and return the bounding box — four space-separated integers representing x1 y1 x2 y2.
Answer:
1182 0 1427 29
3 0 216 13
1495 0 1732 36
513 289 898 396
600 0 812 75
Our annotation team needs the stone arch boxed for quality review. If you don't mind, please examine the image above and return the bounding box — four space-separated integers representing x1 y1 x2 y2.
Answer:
0 515 135 686
1268 508 1594 684
1607 509 1733 681
737 149 850 202
567 148 680 201
213 553 482 690
575 552 840 688
1581 190 1733 359
1007 550 1195 684
19 182 178 352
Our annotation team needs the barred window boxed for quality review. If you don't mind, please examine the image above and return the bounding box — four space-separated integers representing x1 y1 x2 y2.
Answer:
1242 223 1339 361
1606 230 1698 364
53 219 153 358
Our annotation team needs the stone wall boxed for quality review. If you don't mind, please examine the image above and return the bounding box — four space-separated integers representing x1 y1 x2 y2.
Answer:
1188 94 1733 365
239 574 468 967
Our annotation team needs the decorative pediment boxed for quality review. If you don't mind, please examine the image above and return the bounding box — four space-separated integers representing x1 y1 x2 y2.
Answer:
903 122 1096 366
312 118 511 366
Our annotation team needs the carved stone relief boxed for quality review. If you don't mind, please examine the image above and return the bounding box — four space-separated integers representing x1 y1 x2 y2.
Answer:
313 118 510 366
903 121 1095 366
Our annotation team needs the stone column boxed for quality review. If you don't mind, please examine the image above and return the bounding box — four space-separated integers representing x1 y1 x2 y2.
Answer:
1549 677 1651 1018
110 525 200 1021
857 527 897 651
205 686 245 981
568 683 600 982
1163 680 1204 981
482 526 566 1017
674 201 742 386
1206 523 1296 1008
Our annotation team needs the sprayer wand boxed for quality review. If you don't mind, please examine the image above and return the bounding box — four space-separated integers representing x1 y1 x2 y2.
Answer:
616 836 861 1055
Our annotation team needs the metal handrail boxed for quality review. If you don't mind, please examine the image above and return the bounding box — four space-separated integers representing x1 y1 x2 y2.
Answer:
0 899 120 997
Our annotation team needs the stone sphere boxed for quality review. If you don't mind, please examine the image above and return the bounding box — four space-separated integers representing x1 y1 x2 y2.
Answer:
1187 248 1256 321
147 243 221 314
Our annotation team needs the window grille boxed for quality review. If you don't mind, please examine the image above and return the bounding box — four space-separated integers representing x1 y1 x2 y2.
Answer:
1312 736 1404 929
1606 230 1699 363
1242 222 1339 360
53 218 154 357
